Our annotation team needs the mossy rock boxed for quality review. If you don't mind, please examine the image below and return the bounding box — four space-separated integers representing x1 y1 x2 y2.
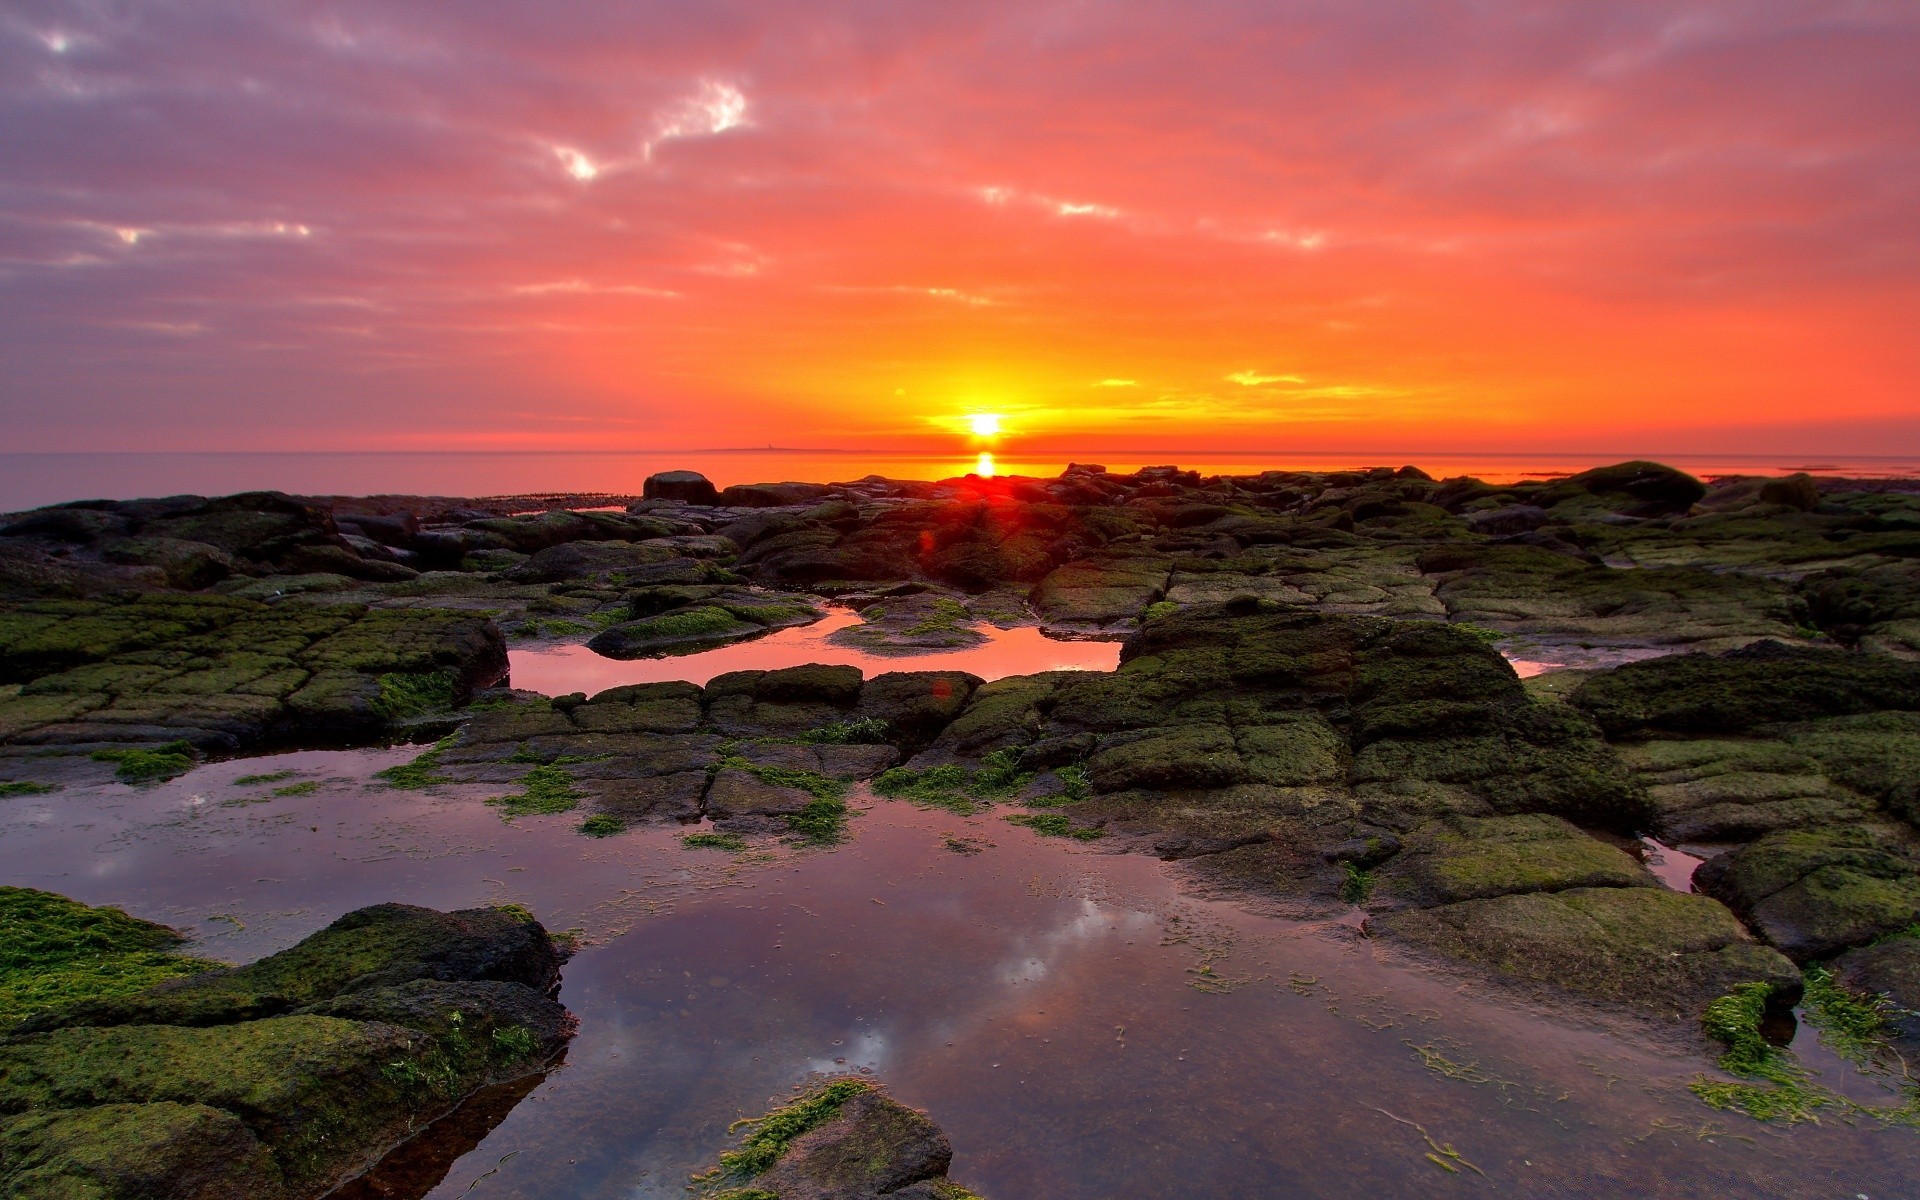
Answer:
0 897 571 1199
697 1079 978 1200
19 902 564 1034
587 606 761 658
1571 642 1920 736
0 1100 286 1200
1374 886 1801 1017
1373 814 1654 908
1830 937 1920 1044
0 888 214 1029
1694 825 1920 961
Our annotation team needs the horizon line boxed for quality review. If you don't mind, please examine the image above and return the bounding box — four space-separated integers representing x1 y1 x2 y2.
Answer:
3 448 1917 462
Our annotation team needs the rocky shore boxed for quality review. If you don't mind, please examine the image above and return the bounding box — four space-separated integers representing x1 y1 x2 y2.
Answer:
4 458 1920 1185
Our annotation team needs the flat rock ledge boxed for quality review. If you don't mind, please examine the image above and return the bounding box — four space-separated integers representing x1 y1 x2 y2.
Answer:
0 891 573 1200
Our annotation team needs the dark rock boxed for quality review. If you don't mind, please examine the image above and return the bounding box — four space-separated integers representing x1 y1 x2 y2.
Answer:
1830 938 1920 1043
721 482 835 508
1464 505 1550 536
642 470 720 505
499 540 680 583
1693 824 1920 961
1571 642 1920 736
1556 461 1707 516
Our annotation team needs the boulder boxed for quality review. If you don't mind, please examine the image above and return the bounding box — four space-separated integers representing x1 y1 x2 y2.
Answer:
642 470 720 505
695 1079 979 1200
0 896 571 1200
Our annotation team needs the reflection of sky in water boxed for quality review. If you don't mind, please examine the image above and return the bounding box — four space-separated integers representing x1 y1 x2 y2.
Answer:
508 609 1119 694
1 750 1914 1199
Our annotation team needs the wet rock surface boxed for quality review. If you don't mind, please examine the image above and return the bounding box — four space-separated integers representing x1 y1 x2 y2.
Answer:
0 894 572 1200
3 461 1919 1071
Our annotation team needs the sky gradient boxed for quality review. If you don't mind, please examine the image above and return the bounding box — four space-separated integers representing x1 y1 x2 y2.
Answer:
3 1 1917 456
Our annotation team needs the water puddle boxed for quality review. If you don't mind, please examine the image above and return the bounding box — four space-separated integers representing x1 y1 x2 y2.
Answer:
508 610 1121 694
3 753 1915 1198
1504 645 1675 678
1638 838 1705 893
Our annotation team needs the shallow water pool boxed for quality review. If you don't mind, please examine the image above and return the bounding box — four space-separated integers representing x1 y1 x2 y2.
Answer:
3 751 1916 1199
507 610 1121 695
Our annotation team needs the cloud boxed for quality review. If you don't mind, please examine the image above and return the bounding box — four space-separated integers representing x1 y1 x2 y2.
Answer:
1095 379 1138 387
0 1 1915 452
643 79 748 159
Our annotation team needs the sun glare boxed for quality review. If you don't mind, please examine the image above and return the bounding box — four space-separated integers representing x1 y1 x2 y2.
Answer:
974 451 996 477
968 413 1002 437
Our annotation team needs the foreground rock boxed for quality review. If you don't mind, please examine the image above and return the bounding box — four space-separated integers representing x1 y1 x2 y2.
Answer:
0 891 571 1200
695 1077 982 1200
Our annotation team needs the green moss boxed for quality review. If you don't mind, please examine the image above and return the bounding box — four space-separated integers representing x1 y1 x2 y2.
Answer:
904 597 973 635
369 670 457 720
1006 812 1103 840
375 735 454 789
516 617 593 639
1801 965 1896 1067
874 764 976 812
631 606 750 638
0 781 60 797
787 792 850 845
1144 600 1179 622
90 740 196 785
1690 979 1920 1126
796 717 892 744
1340 863 1374 904
232 770 297 786
490 1024 538 1059
684 832 749 851
272 781 319 797
874 751 1033 814
489 765 581 818
0 887 217 1027
1451 623 1505 645
577 813 624 838
717 1078 874 1178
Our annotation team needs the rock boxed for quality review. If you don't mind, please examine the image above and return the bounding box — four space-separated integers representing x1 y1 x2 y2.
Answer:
1373 886 1801 1017
721 482 835 508
499 540 681 583
1758 473 1822 512
1552 461 1708 516
0 597 506 751
695 1078 980 1200
1372 814 1654 909
1693 824 1920 961
643 470 720 505
1830 937 1920 1043
1572 642 1920 737
0 1101 287 1200
0 895 571 1200
1463 505 1550 536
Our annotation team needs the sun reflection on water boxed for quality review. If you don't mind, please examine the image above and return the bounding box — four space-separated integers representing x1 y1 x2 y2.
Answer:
974 451 997 477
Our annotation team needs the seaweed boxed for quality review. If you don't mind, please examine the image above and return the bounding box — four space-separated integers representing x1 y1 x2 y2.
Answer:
90 740 196 785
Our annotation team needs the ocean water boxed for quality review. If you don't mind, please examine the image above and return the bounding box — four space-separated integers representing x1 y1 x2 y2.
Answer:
5 450 1917 512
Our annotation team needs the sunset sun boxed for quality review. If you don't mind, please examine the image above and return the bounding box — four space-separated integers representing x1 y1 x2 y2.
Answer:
968 413 1003 438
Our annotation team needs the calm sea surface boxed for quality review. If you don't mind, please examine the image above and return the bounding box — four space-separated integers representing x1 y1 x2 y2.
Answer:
5 450 1918 511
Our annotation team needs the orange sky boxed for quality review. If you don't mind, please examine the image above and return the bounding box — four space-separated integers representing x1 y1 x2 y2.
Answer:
3 2 1917 455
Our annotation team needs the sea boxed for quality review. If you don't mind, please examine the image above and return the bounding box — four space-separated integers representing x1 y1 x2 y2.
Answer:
4 449 1918 512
